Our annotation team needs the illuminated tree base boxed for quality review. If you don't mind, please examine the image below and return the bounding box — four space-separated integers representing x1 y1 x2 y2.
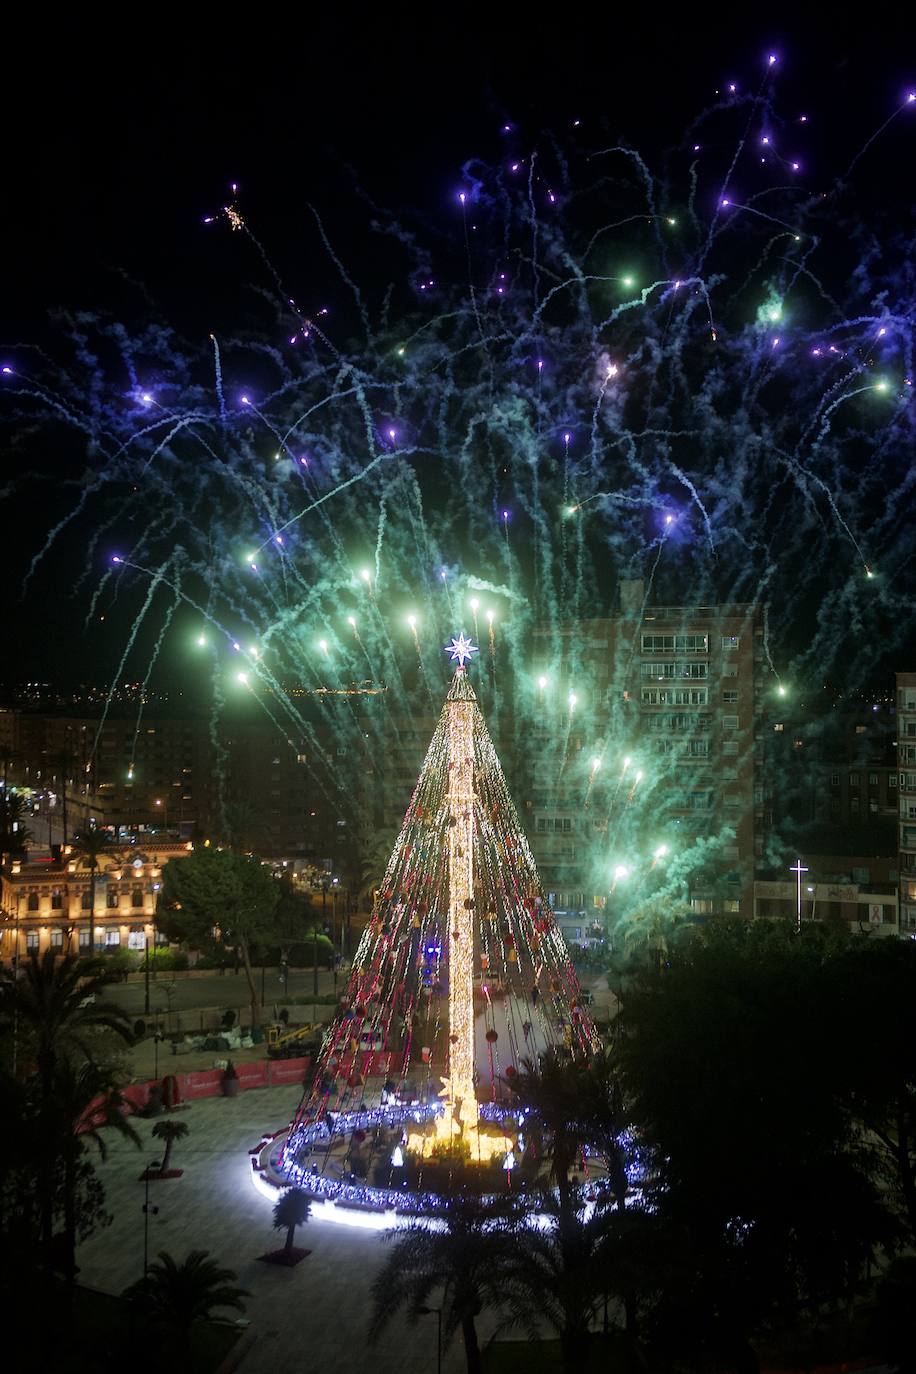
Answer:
407 1101 514 1163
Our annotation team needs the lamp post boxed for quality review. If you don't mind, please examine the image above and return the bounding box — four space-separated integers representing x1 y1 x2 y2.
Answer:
416 1306 442 1374
142 1159 162 1280
790 858 808 934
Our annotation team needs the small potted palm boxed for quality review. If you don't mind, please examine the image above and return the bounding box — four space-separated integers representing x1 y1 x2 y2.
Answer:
221 1059 240 1097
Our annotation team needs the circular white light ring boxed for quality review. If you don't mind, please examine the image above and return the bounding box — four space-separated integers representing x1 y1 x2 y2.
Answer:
247 1104 634 1230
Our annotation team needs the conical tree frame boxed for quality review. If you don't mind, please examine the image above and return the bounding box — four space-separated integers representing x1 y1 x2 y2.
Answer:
288 665 597 1154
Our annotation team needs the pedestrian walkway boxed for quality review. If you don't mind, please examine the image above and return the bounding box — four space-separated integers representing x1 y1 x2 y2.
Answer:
77 1085 485 1372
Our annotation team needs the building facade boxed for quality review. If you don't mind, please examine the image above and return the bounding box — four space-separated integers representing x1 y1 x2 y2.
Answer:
0 840 192 961
898 672 916 936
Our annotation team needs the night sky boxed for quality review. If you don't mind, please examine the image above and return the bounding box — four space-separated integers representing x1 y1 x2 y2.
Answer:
4 13 914 685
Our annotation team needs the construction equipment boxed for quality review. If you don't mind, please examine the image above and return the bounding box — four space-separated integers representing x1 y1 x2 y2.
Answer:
266 1022 320 1059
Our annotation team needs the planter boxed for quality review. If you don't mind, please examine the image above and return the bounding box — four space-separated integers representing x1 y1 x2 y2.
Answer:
221 1076 240 1097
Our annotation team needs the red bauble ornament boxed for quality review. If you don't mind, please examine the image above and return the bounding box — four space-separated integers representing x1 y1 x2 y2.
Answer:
485 1029 499 1044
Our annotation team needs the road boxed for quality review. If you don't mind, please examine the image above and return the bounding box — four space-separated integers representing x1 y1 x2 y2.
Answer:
106 968 344 1021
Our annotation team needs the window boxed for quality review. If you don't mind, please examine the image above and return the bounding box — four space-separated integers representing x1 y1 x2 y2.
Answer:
869 798 878 813
722 715 739 730
831 772 840 786
723 690 739 704
128 930 146 950
724 793 741 806
722 899 741 913
105 929 120 947
26 931 40 951
640 662 676 678
51 889 63 910
721 635 739 650
50 929 64 950
849 772 860 786
680 663 708 679
107 891 119 909
851 796 860 813
773 723 784 732
868 772 878 786
27 893 39 911
78 929 91 949
131 889 144 908
722 741 739 756
722 662 738 677
641 634 709 654
81 890 91 910
690 898 715 913
890 774 898 788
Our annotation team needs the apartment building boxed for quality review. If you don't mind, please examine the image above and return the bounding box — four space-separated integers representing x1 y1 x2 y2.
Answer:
898 672 916 936
528 582 762 928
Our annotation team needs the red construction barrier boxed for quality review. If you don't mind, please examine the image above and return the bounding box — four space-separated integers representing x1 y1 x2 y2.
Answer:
180 1069 223 1100
121 1083 152 1113
267 1056 310 1085
236 1061 269 1090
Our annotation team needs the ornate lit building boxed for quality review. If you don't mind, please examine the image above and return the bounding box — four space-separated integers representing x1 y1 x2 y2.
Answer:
0 840 192 961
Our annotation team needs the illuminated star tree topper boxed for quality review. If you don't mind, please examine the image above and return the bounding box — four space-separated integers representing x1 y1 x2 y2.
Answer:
445 632 479 669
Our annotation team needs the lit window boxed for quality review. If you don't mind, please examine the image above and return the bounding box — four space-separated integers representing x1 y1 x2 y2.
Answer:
26 931 40 951
50 929 64 950
128 930 146 950
723 691 739 704
721 635 740 650
78 928 91 949
105 929 120 947
773 723 784 732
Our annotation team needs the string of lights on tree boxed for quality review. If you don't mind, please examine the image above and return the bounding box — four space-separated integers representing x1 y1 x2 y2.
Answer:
283 644 597 1184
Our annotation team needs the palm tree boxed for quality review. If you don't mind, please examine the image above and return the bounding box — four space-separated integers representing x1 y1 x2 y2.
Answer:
50 748 79 847
503 1190 618 1373
0 791 32 854
123 1250 249 1354
510 1047 588 1219
70 828 114 954
272 1186 311 1257
0 746 16 792
48 1056 141 1280
368 1195 519 1374
151 1120 189 1173
0 950 135 1254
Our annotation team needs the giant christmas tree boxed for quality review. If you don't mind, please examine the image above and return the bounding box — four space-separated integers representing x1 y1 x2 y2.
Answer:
286 635 597 1165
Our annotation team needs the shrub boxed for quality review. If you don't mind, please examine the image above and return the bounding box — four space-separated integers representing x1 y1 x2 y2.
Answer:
143 947 188 972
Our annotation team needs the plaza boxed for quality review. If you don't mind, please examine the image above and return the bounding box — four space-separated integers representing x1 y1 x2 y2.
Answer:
77 1084 492 1372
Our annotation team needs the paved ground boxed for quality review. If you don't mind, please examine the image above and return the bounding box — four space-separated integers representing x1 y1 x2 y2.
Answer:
108 969 343 1022
77 1085 497 1373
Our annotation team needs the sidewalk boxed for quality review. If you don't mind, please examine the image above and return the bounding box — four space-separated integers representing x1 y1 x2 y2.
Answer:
77 1085 481 1373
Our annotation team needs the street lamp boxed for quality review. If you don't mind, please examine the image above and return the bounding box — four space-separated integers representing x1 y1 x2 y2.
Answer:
142 1159 162 1280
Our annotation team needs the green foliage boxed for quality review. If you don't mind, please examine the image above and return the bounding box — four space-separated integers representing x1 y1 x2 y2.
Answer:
272 1186 311 1251
123 1250 249 1355
144 946 190 972
368 1196 521 1372
0 790 32 853
158 847 280 953
426 1136 472 1165
616 919 903 1361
